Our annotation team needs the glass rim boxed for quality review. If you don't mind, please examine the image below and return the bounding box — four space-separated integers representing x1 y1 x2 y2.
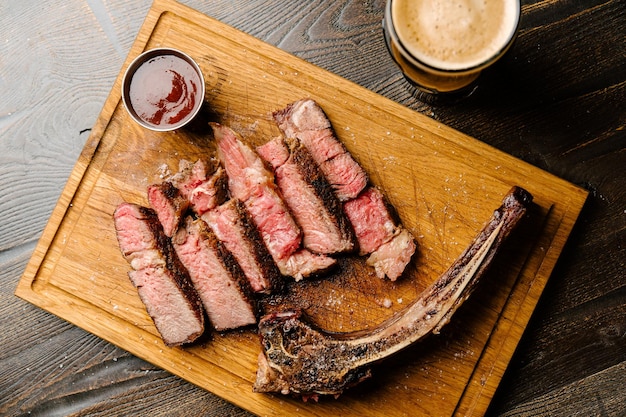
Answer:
385 0 521 75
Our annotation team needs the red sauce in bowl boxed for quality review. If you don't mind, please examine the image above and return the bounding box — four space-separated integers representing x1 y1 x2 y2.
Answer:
128 54 202 129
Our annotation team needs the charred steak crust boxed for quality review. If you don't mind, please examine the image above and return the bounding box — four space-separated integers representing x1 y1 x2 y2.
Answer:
229 199 284 293
134 207 204 318
114 203 205 346
147 182 190 237
143 208 190 295
259 136 357 255
156 181 180 201
204 167 229 208
175 215 260 328
202 199 283 294
253 186 533 397
286 137 356 253
197 217 259 315
213 122 318 278
273 99 415 279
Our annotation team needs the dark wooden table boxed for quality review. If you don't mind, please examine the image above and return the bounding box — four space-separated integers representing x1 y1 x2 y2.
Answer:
1 0 624 415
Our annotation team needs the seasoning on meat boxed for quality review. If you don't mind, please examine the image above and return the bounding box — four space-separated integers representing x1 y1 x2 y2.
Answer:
213 122 301 259
147 182 189 237
273 99 415 280
170 159 228 215
273 99 368 201
172 215 257 331
257 137 356 255
253 186 533 398
367 228 416 280
113 202 205 346
343 186 417 280
202 199 282 294
343 187 398 256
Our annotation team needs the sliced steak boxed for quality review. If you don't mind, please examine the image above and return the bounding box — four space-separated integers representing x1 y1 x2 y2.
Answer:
170 159 216 197
170 159 228 215
278 249 337 282
343 187 398 255
202 199 282 294
367 228 417 281
256 136 290 168
113 202 204 346
212 123 275 202
343 186 417 280
257 137 356 255
147 182 189 237
172 215 257 331
213 123 320 276
273 99 368 201
254 187 533 397
187 167 228 215
242 185 302 261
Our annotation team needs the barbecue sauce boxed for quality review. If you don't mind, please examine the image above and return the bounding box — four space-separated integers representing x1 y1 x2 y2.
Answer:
128 54 201 128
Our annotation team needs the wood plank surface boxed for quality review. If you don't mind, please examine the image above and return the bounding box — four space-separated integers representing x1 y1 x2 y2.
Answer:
13 1 588 416
2 0 624 416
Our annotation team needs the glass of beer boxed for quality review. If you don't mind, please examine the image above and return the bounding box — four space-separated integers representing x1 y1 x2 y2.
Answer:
383 0 521 102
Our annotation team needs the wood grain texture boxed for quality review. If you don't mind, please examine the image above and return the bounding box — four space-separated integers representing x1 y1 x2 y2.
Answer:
497 362 626 417
1 0 624 416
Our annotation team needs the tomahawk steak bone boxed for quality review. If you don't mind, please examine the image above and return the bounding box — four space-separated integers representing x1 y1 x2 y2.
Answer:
254 186 533 397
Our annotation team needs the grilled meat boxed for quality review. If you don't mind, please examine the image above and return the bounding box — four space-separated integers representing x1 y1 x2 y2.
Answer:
213 122 302 262
343 187 398 256
257 137 356 255
344 187 417 280
273 99 368 201
172 215 257 331
113 203 205 346
170 159 228 215
147 182 190 237
202 199 282 294
253 187 532 397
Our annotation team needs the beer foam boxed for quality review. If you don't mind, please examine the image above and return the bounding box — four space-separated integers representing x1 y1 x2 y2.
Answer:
391 0 519 71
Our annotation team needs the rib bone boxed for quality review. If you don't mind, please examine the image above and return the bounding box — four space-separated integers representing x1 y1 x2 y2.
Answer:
253 186 533 397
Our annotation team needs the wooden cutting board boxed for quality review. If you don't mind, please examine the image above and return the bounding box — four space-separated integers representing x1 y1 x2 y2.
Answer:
16 0 587 415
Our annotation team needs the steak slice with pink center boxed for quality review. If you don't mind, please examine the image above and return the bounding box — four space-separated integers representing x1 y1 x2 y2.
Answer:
113 203 205 346
257 137 355 255
202 199 282 293
170 159 215 198
187 167 228 215
273 99 368 201
212 124 274 202
147 182 190 237
343 187 398 255
172 215 257 331
213 122 336 279
344 186 417 280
